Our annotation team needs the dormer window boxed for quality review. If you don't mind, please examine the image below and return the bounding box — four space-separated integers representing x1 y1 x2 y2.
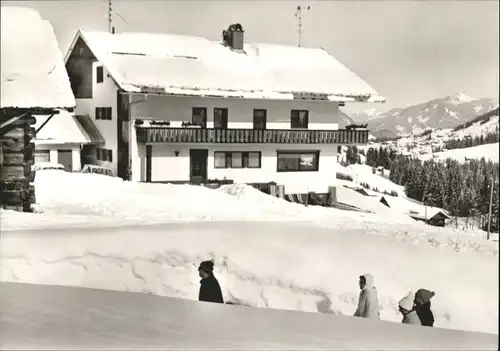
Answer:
96 66 104 83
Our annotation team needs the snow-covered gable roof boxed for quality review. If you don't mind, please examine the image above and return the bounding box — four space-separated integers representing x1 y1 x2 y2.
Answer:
34 110 103 145
1 7 75 109
68 30 385 102
380 195 450 220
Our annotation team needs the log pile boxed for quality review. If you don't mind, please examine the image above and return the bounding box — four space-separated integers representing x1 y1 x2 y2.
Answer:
0 113 37 212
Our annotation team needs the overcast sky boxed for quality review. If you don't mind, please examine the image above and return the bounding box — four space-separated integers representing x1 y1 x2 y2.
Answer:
3 0 499 112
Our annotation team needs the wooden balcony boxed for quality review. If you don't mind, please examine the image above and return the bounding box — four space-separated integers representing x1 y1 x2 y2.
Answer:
136 127 368 145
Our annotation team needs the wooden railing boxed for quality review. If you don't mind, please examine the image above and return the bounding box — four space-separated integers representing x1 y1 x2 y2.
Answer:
136 127 368 144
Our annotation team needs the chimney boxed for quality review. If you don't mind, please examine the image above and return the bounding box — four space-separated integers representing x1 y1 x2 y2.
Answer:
222 23 244 50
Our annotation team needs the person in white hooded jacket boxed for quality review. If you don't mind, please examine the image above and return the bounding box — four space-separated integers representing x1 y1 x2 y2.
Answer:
354 273 380 320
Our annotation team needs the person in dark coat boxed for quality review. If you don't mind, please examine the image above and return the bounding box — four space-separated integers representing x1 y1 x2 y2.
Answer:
198 260 224 304
414 289 435 327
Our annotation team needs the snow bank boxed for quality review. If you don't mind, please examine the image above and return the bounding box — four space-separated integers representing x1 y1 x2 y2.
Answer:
0 7 74 108
2 170 498 255
2 282 497 350
1 222 498 335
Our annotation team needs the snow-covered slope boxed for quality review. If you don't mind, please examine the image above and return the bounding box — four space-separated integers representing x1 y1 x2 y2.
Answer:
1 170 498 336
419 142 499 163
1 282 497 350
361 93 498 137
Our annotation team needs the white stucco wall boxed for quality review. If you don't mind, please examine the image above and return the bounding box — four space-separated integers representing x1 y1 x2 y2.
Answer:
146 143 338 194
130 95 342 130
74 62 118 174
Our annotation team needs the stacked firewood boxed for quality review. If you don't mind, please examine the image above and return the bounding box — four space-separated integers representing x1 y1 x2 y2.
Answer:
0 115 37 212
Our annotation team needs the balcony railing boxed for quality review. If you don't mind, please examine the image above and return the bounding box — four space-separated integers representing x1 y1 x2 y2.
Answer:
136 127 368 144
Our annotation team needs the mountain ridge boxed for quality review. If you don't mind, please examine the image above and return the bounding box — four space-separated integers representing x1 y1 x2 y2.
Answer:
350 93 499 137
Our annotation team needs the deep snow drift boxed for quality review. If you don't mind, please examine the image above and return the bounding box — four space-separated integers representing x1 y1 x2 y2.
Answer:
1 282 497 350
0 7 74 108
1 171 498 335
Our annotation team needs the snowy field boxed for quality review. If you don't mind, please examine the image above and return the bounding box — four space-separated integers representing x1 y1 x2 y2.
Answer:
419 142 499 162
1 282 497 350
1 169 498 339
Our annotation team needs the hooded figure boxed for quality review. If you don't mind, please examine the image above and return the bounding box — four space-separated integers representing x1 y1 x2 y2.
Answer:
414 289 435 327
398 292 421 325
354 273 380 320
198 260 224 304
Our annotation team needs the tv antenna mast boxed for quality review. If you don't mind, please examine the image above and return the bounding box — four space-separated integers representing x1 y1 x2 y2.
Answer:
295 5 311 47
108 0 113 33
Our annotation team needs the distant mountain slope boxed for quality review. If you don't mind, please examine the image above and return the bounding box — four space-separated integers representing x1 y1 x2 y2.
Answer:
361 93 498 137
453 107 500 132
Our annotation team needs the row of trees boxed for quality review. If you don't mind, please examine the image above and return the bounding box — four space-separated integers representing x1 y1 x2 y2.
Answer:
342 145 399 169
439 129 499 151
364 147 398 169
389 156 499 232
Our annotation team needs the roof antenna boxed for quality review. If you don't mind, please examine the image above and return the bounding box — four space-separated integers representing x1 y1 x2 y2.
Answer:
108 0 113 33
295 5 311 47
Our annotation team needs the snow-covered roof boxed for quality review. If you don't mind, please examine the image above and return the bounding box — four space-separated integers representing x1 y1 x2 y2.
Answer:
380 195 449 220
67 30 385 102
34 110 103 145
1 7 75 109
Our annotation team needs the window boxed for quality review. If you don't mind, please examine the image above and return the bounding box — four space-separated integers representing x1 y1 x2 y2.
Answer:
192 107 207 127
96 66 104 83
214 108 228 129
253 109 267 129
95 107 112 120
97 148 113 162
214 151 261 169
291 110 309 129
277 151 319 172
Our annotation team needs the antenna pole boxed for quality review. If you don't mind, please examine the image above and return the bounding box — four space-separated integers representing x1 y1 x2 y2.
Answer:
108 0 112 33
295 5 310 47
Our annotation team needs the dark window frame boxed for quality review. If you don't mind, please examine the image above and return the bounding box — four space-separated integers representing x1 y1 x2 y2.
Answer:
192 107 207 128
96 66 104 83
290 110 309 129
214 108 228 129
95 107 112 120
276 150 319 172
97 148 113 162
214 151 262 169
253 109 267 129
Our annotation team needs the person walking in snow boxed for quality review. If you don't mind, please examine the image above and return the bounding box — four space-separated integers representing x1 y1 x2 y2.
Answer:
414 289 435 327
398 292 421 326
198 260 224 304
354 273 380 320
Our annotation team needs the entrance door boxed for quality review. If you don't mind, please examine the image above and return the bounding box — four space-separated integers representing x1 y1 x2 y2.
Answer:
189 149 208 184
58 150 73 172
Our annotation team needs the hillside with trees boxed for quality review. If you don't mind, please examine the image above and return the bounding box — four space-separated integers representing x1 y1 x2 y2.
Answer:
441 128 499 151
389 156 499 232
452 107 499 132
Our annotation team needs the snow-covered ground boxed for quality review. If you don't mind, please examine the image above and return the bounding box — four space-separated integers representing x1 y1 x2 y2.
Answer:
1 169 498 337
1 282 497 350
450 115 499 139
419 142 499 162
